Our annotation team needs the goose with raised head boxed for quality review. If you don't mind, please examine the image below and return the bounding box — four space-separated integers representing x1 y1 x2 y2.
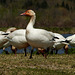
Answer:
20 10 57 58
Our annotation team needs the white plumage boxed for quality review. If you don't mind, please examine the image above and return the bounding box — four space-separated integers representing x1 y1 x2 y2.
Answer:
66 34 75 47
0 31 8 48
20 10 57 58
0 27 17 49
53 33 68 49
6 29 29 49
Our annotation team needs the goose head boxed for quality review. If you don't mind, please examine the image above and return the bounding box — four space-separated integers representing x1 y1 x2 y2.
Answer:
6 27 17 34
20 10 35 17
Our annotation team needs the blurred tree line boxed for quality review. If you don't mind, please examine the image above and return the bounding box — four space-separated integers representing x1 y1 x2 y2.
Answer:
0 0 75 31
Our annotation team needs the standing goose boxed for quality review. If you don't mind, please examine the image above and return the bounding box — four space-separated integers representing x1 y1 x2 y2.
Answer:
20 10 57 58
2 28 29 56
5 29 29 56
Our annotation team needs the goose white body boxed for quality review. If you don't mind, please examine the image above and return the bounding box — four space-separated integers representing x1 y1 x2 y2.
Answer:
26 28 55 48
53 33 68 49
7 29 29 49
0 31 8 48
66 34 75 47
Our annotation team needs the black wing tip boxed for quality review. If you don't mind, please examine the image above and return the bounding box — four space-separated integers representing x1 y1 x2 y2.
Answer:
54 37 59 39
2 33 9 35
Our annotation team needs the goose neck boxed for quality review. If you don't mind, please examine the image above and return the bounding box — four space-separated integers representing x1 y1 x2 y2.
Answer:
26 15 36 30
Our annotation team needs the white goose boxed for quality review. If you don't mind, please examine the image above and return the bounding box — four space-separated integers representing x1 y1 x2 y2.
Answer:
5 29 29 56
0 31 8 48
1 27 17 53
20 10 57 58
2 27 17 48
0 27 16 48
0 27 17 53
6 27 16 34
3 27 17 48
66 34 75 47
51 33 69 54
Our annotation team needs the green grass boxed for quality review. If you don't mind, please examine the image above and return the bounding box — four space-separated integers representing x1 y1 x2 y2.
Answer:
68 48 75 54
33 27 75 34
1 27 75 34
0 54 75 75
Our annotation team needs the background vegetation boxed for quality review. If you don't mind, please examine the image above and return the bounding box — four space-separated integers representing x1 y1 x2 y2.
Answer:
0 0 75 33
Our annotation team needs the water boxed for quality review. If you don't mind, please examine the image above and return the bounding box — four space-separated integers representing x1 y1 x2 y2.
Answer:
0 34 73 54
62 34 72 38
57 34 72 54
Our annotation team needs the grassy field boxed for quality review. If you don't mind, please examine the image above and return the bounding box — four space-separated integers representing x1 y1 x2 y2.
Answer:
0 27 75 34
0 54 75 75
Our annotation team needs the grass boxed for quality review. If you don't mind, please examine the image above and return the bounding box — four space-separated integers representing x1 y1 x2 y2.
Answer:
1 27 75 34
0 54 75 75
37 27 75 34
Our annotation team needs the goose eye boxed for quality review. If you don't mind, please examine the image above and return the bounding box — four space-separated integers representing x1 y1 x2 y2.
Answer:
11 31 13 32
27 11 29 13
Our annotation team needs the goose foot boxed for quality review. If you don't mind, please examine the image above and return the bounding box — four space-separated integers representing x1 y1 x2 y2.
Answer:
44 54 47 59
24 54 27 57
29 56 33 59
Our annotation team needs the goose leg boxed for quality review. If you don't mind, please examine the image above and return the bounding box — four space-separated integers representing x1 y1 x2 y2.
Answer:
12 48 17 56
13 48 17 56
44 47 50 59
15 49 17 56
29 49 33 59
63 45 68 54
24 48 27 56
65 48 68 54
11 45 17 56
46 47 50 54
51 49 53 54
55 49 58 54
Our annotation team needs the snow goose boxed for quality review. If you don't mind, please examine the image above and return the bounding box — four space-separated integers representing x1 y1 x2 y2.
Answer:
5 29 29 56
0 31 8 48
51 33 69 54
20 10 57 58
37 33 69 55
3 27 17 47
66 34 75 47
1 27 17 53
0 27 17 53
6 27 16 34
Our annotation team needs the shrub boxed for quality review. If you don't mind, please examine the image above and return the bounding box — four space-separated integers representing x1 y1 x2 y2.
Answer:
68 48 75 54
